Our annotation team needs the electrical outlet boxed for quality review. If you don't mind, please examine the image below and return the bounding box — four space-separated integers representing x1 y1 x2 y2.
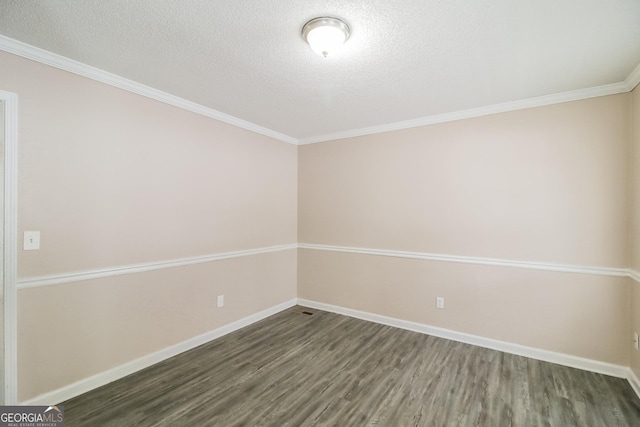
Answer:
634 332 639 350
217 295 224 308
436 297 445 309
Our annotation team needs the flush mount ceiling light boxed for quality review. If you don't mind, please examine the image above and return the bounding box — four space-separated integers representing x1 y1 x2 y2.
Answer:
302 16 351 57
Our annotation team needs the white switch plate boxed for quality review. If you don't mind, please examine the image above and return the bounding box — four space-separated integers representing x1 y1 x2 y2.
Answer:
217 295 224 308
634 332 639 350
436 297 445 309
23 231 40 250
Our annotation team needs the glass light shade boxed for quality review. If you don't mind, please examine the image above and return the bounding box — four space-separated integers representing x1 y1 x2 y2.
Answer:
302 17 351 57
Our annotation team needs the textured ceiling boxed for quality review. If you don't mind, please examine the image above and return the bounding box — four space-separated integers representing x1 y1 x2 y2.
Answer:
1 0 640 142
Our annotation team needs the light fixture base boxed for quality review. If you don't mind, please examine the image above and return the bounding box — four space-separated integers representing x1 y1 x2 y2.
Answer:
302 16 351 57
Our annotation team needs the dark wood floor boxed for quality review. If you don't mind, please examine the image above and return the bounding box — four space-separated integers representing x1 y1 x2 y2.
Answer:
62 306 640 426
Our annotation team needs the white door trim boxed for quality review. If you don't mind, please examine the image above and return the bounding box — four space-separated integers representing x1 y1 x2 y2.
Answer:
1 90 18 404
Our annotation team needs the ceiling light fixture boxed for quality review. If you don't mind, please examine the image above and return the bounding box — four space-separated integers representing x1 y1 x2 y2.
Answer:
302 16 351 57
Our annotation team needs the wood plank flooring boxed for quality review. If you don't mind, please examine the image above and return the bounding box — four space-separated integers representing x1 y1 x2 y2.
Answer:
62 306 640 426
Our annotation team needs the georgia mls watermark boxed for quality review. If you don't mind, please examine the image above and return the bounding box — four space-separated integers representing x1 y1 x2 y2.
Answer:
0 406 63 427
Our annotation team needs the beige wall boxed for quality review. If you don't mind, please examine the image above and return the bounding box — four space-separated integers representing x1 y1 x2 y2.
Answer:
632 281 640 377
299 95 629 267
299 249 629 364
299 94 631 365
0 51 298 401
8 55 297 276
631 86 640 272
631 85 640 377
4 47 639 401
19 250 296 401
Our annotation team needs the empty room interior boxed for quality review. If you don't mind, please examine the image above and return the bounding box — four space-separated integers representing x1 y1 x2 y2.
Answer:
1 1 640 425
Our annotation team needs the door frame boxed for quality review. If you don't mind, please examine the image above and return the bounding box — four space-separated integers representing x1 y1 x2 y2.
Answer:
1 90 18 404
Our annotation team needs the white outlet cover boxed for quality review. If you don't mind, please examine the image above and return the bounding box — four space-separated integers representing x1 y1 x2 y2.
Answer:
23 231 40 250
217 295 224 308
436 297 445 309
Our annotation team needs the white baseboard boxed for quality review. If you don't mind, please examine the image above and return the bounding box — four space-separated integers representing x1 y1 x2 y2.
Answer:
22 297 638 406
22 299 297 405
297 298 630 379
628 369 640 400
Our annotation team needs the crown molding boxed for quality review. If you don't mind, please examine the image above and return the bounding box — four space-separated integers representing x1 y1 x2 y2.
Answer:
626 62 640 91
299 243 629 278
298 82 630 144
0 35 298 145
2 34 638 147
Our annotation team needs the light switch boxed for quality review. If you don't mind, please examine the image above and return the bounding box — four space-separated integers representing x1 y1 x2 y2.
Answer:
23 231 40 250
